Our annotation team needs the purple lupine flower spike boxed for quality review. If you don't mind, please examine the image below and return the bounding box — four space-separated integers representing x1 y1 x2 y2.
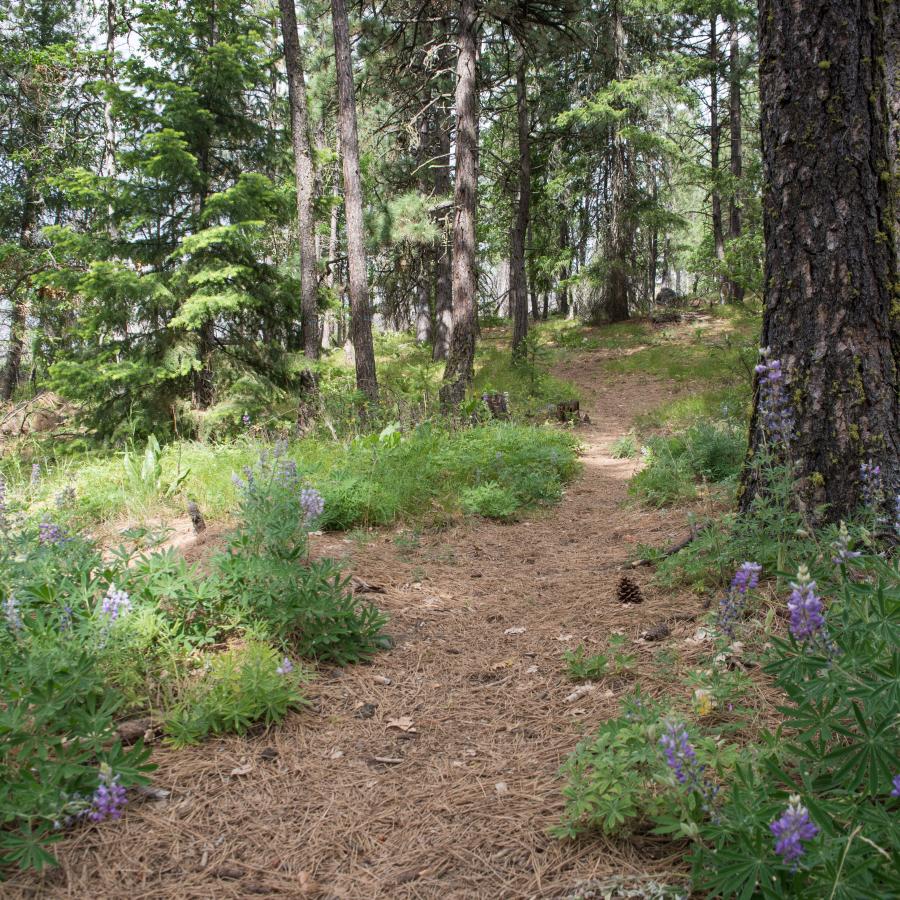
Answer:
770 796 818 866
787 566 825 642
300 487 324 523
276 657 293 675
755 349 794 448
890 775 900 798
831 522 861 566
100 584 131 621
718 562 762 638
88 764 128 823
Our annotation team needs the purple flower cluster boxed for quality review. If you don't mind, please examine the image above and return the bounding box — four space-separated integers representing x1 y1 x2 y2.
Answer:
660 720 698 785
770 796 818 866
831 522 861 566
300 487 324 523
30 462 41 486
894 495 900 539
659 720 720 812
717 562 762 638
39 520 65 545
87 765 127 823
4 594 23 634
859 460 884 507
754 350 793 448
242 412 251 427
100 584 131 621
891 775 900 798
276 656 294 675
0 475 8 531
787 566 825 643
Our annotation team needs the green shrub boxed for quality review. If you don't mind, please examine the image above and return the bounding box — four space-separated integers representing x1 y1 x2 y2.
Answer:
564 635 635 681
610 434 639 459
164 641 307 746
0 631 154 873
461 481 519 519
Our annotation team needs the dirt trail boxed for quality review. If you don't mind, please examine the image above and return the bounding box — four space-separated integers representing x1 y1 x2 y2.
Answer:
14 346 706 899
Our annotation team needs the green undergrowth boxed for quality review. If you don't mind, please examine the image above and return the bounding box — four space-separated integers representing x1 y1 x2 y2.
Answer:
9 421 579 530
0 446 388 874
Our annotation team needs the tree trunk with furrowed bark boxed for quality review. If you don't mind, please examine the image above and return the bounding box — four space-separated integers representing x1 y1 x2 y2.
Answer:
741 0 900 523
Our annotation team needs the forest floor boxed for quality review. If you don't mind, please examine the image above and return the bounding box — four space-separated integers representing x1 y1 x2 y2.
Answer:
12 334 719 899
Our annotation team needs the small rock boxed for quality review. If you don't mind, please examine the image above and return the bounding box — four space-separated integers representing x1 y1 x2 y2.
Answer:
355 702 377 719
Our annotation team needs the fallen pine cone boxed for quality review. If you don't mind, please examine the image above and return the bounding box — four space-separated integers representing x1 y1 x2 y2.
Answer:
616 575 644 605
639 622 671 642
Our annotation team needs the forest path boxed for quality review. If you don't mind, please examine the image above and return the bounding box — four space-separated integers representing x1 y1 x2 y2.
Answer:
22 341 706 899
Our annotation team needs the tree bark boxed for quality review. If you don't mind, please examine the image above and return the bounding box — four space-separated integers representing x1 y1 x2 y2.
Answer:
741 0 900 522
510 49 530 356
725 19 745 304
557 218 570 316
415 99 433 344
279 0 319 359
886 0 899 277
709 17 725 299
0 183 38 402
595 0 629 323
440 0 479 407
331 0 378 402
432 23 454 362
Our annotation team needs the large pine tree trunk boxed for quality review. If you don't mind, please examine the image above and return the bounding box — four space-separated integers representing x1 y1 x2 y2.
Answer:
741 0 900 522
331 0 378 402
415 101 433 344
725 19 745 304
557 218 570 316
432 99 453 361
0 176 39 401
279 0 319 360
596 0 629 323
510 49 530 356
440 0 479 407
709 17 725 299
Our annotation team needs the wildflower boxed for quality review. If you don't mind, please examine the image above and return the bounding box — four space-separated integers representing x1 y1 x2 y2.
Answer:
87 764 127 823
831 522 861 566
60 604 73 631
39 520 64 545
787 566 825 643
276 657 293 676
55 485 76 509
273 439 288 459
717 562 762 638
659 720 719 811
100 584 131 621
30 462 41 486
770 796 818 866
754 349 794 448
0 475 8 530
278 459 298 482
694 688 715 717
242 412 251 427
891 775 900 798
300 487 324 523
860 459 884 507
894 495 900 538
4 594 23 633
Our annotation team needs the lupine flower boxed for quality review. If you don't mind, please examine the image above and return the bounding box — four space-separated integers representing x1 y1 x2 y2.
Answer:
276 657 293 676
718 562 762 638
660 720 698 785
273 438 288 459
754 349 794 448
659 720 720 811
39 520 64 545
278 459 298 482
55 485 76 509
787 566 825 643
894 495 900 538
860 460 884 507
60 604 73 631
4 594 23 633
87 764 127 823
831 522 861 566
30 462 41 486
770 796 818 866
100 584 131 621
891 775 900 798
242 412 251 427
300 487 324 523
0 475 8 530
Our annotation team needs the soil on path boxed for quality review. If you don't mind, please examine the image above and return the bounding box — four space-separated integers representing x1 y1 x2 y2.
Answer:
14 345 708 899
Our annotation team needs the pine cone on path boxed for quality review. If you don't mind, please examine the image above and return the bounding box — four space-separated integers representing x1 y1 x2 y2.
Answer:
616 575 644 605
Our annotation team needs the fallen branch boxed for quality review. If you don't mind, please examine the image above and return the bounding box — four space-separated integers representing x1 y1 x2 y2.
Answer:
630 526 698 568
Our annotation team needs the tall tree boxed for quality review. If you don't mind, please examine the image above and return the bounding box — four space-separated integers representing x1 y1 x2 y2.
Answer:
725 15 744 303
440 0 479 407
331 0 378 401
279 0 319 359
599 0 630 322
742 0 900 521
709 14 725 299
510 46 531 355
